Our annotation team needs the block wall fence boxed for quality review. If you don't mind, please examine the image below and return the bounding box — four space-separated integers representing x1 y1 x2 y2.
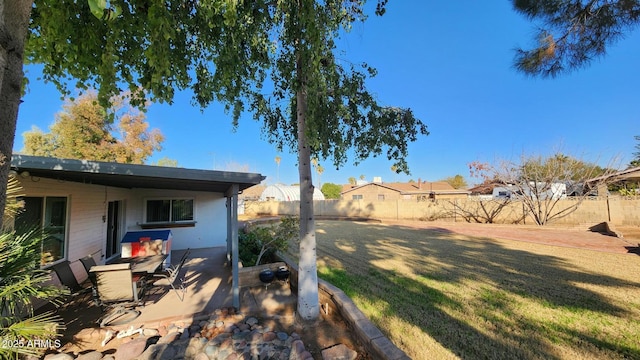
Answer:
243 197 640 226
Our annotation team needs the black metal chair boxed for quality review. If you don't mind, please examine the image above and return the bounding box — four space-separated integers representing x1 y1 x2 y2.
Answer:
151 249 190 301
50 260 92 298
79 255 98 285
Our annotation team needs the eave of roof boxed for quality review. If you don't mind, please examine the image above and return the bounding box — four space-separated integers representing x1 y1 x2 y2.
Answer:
587 166 640 183
10 155 265 193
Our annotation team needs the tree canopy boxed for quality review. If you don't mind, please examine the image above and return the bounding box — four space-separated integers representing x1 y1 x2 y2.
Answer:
469 152 616 225
512 0 640 77
441 174 468 189
27 0 426 173
519 153 608 183
21 91 163 164
630 135 640 168
320 182 343 199
21 0 427 322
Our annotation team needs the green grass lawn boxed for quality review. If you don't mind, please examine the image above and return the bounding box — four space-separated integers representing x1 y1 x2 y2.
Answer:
292 221 640 359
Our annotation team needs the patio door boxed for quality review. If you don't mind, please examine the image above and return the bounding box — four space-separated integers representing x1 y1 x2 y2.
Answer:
15 196 68 265
105 201 122 259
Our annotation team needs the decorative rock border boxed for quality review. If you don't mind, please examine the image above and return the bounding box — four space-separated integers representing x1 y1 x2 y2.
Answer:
35 308 314 360
278 253 410 360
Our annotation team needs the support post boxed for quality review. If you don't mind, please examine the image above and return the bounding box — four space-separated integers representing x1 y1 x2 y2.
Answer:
226 184 240 309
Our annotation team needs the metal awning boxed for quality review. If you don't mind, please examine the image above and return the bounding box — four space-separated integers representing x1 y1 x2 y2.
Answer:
11 155 265 310
10 155 265 193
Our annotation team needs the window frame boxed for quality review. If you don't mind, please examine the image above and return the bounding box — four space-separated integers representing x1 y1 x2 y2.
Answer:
142 197 196 228
15 196 70 267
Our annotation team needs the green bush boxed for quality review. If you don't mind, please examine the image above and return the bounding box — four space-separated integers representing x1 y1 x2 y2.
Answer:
239 216 299 266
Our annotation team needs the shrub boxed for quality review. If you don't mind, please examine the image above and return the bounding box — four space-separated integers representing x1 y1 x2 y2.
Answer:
1 174 66 359
239 216 299 266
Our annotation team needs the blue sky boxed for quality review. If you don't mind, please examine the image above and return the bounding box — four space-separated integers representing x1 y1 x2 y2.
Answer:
15 1 640 187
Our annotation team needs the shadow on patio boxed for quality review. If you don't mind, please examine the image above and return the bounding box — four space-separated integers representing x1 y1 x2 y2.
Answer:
47 247 297 352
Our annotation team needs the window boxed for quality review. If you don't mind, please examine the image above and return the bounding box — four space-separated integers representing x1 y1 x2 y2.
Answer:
145 199 194 223
378 194 385 201
352 194 363 200
15 196 68 265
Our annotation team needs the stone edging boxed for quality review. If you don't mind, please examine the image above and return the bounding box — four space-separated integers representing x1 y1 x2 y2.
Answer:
241 218 409 359
316 278 410 360
278 253 410 360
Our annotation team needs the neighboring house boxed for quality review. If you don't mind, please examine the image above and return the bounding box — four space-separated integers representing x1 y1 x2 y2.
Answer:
341 180 470 201
260 184 325 201
9 155 265 307
468 182 512 200
467 182 498 196
588 166 640 185
585 166 640 196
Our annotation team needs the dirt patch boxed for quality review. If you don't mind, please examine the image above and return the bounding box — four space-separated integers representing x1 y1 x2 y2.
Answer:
385 220 640 254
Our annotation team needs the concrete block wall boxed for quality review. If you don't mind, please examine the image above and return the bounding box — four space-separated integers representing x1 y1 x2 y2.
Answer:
246 198 640 226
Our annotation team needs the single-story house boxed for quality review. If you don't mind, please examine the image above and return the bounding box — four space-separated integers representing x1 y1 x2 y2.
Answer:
587 166 640 184
341 180 470 201
9 154 265 307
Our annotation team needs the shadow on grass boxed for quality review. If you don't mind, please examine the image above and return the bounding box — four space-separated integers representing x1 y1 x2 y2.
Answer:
625 245 640 255
315 220 640 359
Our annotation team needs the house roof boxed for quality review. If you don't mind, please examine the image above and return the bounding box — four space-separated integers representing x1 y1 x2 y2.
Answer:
10 155 266 194
587 166 640 183
467 182 503 195
341 181 468 195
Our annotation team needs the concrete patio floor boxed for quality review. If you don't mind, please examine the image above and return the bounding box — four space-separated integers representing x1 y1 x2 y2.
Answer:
136 247 297 326
41 243 408 359
53 247 298 342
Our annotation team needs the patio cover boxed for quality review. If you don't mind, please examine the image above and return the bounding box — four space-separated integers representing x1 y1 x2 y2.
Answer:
10 154 266 308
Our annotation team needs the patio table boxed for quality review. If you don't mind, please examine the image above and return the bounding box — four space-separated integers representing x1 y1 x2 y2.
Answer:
107 254 168 274
105 255 168 301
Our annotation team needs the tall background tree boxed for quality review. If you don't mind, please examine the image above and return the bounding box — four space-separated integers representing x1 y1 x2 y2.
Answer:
20 0 427 322
630 135 640 168
311 158 324 188
512 0 640 77
441 174 468 189
152 157 180 167
274 155 282 183
22 91 164 164
320 182 342 199
469 153 616 225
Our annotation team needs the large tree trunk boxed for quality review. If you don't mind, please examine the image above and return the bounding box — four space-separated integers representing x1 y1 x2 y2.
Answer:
295 67 320 323
0 0 33 222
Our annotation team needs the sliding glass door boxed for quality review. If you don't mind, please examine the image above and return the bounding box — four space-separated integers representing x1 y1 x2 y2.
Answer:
16 196 68 265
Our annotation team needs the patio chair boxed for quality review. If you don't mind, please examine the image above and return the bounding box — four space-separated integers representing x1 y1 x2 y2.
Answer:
152 248 190 274
79 255 98 285
50 260 92 299
79 255 100 304
151 249 189 301
91 263 145 327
